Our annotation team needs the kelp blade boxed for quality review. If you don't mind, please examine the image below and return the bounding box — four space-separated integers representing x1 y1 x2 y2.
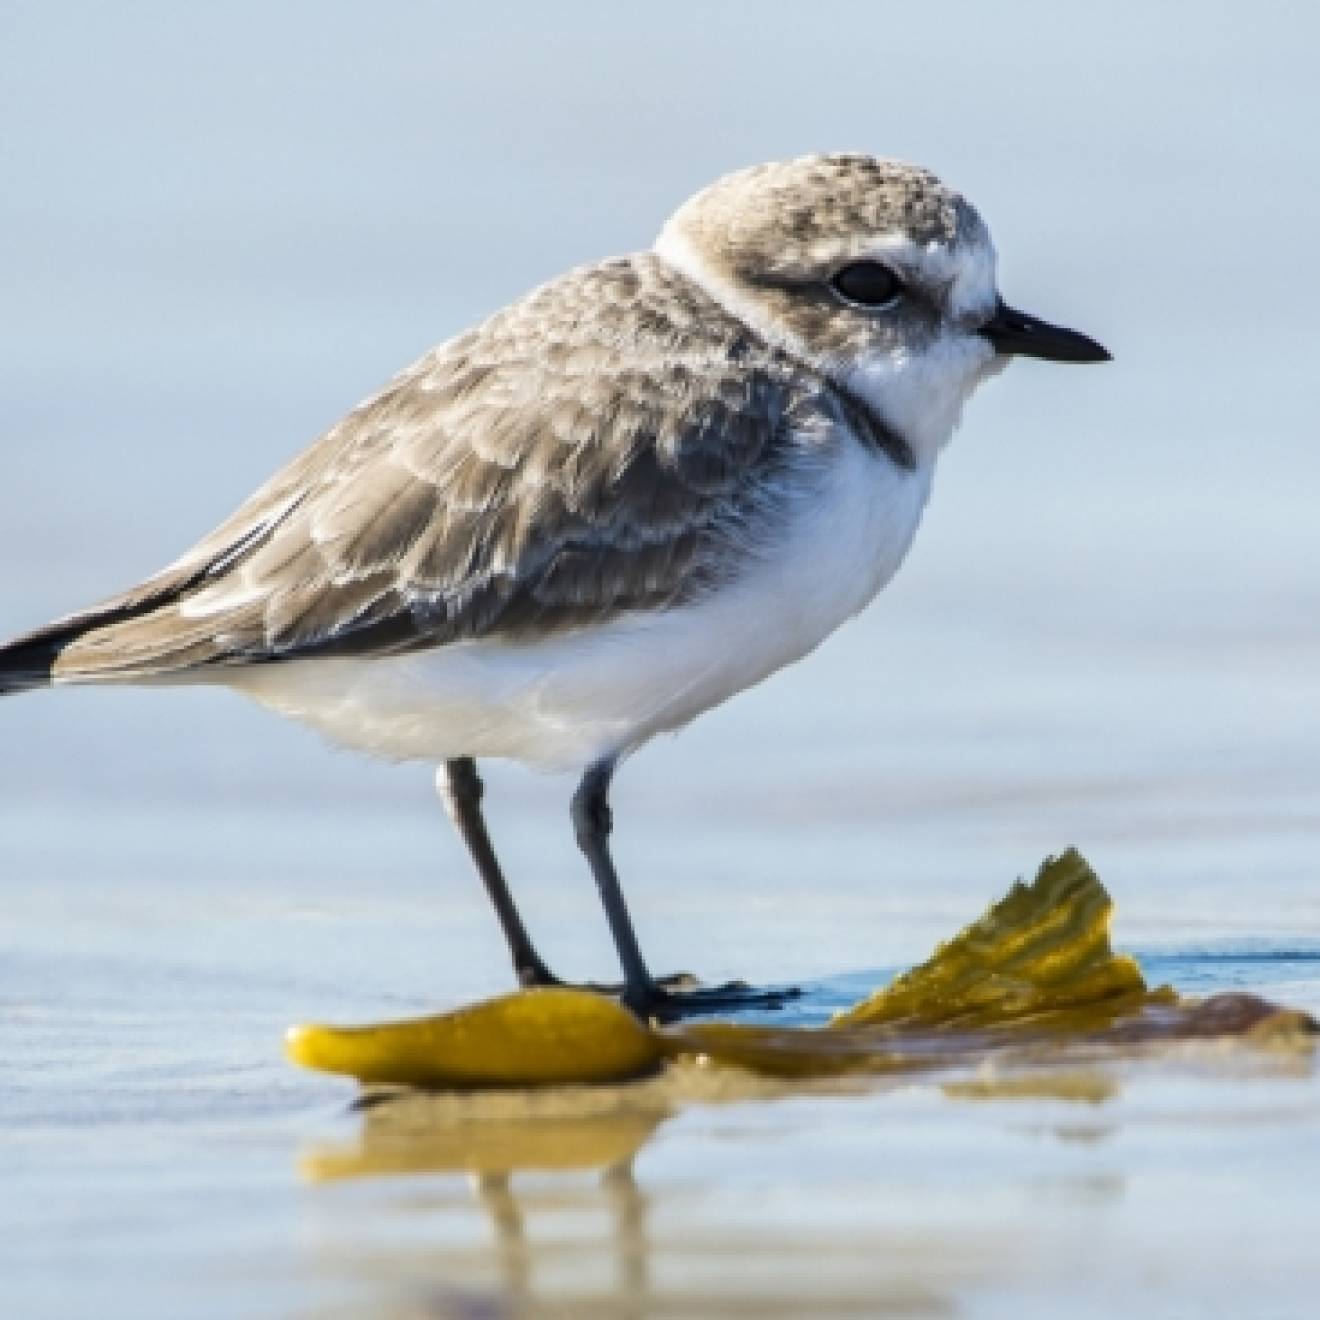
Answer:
660 850 1186 1078
286 987 663 1088
833 849 1161 1030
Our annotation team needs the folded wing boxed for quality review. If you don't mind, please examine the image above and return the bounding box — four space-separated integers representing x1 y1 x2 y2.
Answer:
10 257 826 687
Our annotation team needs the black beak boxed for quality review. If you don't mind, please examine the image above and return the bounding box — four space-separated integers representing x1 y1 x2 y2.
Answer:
979 299 1111 363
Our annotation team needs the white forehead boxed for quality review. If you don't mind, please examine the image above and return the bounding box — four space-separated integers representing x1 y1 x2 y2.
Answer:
859 231 999 322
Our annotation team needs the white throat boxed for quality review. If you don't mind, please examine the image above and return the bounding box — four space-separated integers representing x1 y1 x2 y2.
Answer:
844 335 1005 466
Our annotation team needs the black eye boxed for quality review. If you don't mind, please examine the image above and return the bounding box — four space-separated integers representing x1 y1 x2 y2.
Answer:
830 261 904 308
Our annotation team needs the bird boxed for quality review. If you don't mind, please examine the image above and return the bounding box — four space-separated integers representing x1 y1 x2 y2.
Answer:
0 153 1109 1017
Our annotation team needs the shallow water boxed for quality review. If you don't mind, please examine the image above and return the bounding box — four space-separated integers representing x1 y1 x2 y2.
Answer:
3 3 1320 1317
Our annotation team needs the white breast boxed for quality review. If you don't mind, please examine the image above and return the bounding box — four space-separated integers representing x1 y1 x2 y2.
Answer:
228 435 933 771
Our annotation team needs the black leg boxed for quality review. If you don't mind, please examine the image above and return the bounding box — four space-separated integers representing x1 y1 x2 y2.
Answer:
570 760 656 1004
436 758 560 989
570 759 800 1020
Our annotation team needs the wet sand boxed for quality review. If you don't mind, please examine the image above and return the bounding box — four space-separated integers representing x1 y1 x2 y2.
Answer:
4 829 1319 1318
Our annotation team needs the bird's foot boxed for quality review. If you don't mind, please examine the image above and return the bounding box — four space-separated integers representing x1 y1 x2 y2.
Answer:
514 960 797 1018
622 979 802 1023
517 964 700 994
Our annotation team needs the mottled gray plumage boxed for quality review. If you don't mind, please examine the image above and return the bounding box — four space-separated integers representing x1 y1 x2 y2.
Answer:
9 250 907 685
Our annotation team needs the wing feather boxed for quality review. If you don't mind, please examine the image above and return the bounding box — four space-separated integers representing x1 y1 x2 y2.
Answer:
48 255 840 681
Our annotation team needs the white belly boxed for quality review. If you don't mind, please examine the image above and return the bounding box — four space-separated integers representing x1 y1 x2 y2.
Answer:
228 439 934 771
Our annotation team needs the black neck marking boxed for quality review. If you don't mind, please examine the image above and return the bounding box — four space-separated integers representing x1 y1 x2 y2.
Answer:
829 377 916 471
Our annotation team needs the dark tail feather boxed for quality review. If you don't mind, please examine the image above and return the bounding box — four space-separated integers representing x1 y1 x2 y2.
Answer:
0 627 66 694
1 490 304 695
0 576 208 695
0 611 137 695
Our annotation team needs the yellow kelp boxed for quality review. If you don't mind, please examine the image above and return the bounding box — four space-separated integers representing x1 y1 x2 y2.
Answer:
285 850 1312 1090
286 987 662 1088
663 852 1169 1078
833 848 1170 1030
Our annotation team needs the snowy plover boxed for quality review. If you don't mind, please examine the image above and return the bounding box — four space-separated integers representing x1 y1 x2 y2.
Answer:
0 154 1108 1016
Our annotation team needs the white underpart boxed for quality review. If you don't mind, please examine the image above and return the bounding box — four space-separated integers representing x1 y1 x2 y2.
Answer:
227 434 933 771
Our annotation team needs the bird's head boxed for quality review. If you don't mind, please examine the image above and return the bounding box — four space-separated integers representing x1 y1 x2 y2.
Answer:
655 153 1109 463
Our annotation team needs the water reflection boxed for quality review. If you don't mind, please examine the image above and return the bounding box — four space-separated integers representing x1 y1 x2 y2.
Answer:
299 1070 1135 1319
302 1100 670 1182
304 1098 667 1317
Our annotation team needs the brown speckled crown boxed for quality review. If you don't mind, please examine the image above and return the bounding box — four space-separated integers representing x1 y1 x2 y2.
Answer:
660 154 991 363
663 154 986 280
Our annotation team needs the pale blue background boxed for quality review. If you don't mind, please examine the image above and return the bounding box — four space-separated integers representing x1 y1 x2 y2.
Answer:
2 4 1318 1317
